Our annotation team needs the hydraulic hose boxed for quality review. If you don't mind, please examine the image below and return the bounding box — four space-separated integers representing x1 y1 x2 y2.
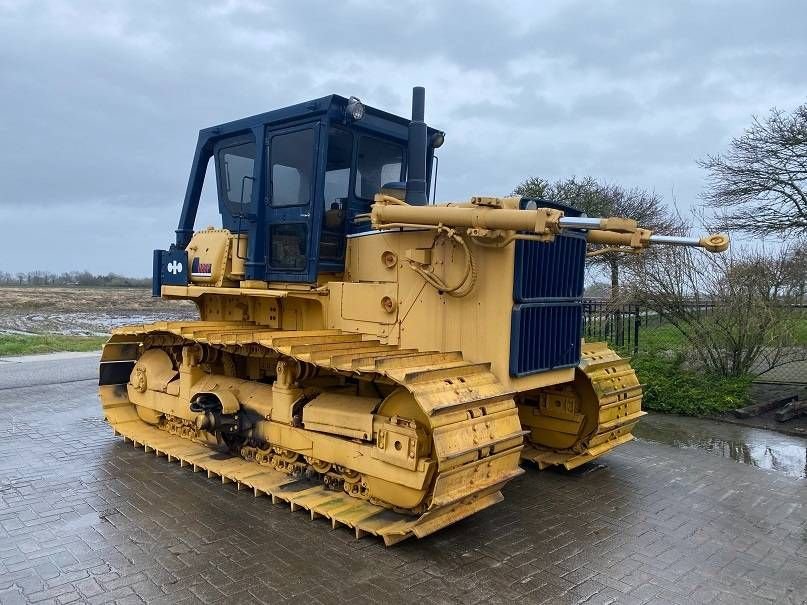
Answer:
408 226 478 298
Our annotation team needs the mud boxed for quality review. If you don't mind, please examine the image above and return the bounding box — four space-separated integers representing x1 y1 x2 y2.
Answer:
0 286 196 335
635 412 807 479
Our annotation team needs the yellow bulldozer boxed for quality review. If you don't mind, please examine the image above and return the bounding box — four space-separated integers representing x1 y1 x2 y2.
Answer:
99 87 728 545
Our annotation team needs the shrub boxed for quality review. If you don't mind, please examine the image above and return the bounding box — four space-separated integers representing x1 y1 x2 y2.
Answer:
632 353 751 416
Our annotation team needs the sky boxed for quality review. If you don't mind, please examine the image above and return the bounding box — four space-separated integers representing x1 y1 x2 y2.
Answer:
1 0 805 277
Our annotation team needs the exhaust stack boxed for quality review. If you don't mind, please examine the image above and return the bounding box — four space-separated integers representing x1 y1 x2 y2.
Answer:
405 86 428 205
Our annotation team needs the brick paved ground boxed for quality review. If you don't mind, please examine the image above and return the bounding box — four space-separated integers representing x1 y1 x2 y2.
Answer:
0 361 806 604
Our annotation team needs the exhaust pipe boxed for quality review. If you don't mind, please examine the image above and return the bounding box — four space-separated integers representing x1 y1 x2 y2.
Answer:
405 86 428 205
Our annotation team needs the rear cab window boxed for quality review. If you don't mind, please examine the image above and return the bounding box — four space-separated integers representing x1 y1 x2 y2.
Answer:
355 136 404 200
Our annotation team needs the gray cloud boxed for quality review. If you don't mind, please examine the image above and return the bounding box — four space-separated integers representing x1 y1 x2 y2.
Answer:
1 0 805 275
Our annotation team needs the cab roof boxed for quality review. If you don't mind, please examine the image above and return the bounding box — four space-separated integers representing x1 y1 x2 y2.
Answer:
199 94 440 143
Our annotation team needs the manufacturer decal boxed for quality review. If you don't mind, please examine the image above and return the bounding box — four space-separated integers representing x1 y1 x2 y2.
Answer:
191 257 213 277
167 260 183 275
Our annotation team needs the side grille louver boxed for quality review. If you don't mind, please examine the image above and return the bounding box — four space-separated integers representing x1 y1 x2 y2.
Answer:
513 234 586 302
509 303 583 377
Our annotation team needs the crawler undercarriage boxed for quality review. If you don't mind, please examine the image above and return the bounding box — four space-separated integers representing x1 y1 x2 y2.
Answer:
99 321 642 545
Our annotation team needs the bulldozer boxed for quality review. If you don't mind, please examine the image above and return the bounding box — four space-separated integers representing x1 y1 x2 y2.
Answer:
99 87 729 545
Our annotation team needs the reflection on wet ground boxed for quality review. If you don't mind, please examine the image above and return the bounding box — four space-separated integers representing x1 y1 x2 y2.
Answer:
634 412 807 479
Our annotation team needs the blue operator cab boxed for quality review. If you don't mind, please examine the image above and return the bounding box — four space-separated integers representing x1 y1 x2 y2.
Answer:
156 94 444 290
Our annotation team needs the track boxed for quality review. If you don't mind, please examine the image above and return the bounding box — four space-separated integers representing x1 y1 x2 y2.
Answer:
99 321 525 545
521 341 645 469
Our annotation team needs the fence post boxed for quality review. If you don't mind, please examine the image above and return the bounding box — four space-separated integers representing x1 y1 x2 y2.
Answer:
633 305 640 357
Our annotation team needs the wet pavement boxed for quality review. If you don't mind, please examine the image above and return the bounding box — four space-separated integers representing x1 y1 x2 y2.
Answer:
0 353 99 391
635 412 807 479
1 360 806 604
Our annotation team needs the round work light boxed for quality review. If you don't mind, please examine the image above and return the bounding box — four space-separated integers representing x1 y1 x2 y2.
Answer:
346 96 365 121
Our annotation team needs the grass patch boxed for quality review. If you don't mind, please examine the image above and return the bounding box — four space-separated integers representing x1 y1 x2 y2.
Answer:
639 316 807 350
637 323 687 352
0 333 107 357
632 353 752 416
785 316 807 345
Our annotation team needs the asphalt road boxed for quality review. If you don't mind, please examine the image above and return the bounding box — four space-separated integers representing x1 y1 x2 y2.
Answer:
0 357 805 604
0 352 99 390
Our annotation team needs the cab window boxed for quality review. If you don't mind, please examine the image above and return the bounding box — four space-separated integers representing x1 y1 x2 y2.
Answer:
321 128 353 261
355 136 403 200
220 142 255 205
269 129 315 206
324 127 352 206
270 224 307 269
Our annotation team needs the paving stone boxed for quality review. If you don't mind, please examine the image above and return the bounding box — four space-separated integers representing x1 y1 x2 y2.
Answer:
0 589 27 605
55 592 81 605
1 374 807 604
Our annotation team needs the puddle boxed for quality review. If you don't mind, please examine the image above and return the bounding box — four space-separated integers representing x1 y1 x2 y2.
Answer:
634 413 807 479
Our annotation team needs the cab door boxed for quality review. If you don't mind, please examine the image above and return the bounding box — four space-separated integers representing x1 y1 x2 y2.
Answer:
264 123 324 283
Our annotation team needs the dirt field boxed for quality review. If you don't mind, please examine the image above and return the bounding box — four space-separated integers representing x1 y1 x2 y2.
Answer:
0 286 196 335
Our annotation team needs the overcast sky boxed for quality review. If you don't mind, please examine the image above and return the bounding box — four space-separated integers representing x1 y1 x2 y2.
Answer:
1 0 805 276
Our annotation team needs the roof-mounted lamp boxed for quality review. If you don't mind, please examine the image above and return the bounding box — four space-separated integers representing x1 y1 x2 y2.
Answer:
346 96 365 121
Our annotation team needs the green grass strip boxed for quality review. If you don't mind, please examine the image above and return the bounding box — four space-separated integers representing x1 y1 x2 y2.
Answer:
0 333 107 357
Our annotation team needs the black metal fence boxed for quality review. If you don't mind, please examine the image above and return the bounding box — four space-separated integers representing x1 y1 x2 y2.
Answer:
582 299 807 385
582 299 640 356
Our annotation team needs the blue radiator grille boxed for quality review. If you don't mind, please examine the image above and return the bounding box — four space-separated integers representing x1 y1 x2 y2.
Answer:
509 303 583 377
513 234 586 302
510 198 587 377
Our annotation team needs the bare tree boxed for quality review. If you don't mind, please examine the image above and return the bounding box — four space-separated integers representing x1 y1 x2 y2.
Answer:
512 176 678 298
700 104 807 237
628 241 806 377
780 241 807 302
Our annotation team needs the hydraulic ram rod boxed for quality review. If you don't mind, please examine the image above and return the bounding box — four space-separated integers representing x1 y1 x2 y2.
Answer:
586 229 729 252
647 234 705 246
648 233 729 251
558 216 631 230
